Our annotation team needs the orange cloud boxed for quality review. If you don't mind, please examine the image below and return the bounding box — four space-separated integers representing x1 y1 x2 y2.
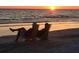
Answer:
0 6 48 9
56 6 79 9
0 6 79 9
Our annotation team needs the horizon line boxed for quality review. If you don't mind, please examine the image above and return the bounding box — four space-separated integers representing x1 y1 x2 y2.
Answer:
0 6 79 9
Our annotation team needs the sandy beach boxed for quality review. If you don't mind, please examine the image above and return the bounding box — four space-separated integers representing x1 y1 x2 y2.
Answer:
0 22 79 52
0 22 79 36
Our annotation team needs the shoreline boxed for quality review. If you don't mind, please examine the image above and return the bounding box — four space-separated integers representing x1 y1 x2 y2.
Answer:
0 22 79 36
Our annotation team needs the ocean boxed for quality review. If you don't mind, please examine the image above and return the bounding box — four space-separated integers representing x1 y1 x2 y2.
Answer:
0 9 79 23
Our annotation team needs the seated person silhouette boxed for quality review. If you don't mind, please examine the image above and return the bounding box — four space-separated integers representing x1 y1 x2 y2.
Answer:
37 23 51 41
9 22 39 42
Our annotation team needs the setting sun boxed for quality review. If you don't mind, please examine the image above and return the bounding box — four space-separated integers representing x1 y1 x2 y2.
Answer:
49 6 56 10
48 6 57 14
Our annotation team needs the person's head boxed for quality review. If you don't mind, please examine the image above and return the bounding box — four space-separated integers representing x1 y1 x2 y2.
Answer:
32 22 37 27
32 22 39 30
45 23 51 30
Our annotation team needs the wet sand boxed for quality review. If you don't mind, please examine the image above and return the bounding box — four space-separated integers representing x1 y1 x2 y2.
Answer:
0 22 79 36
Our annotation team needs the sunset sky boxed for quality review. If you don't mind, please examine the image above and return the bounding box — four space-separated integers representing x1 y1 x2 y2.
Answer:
0 6 79 9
